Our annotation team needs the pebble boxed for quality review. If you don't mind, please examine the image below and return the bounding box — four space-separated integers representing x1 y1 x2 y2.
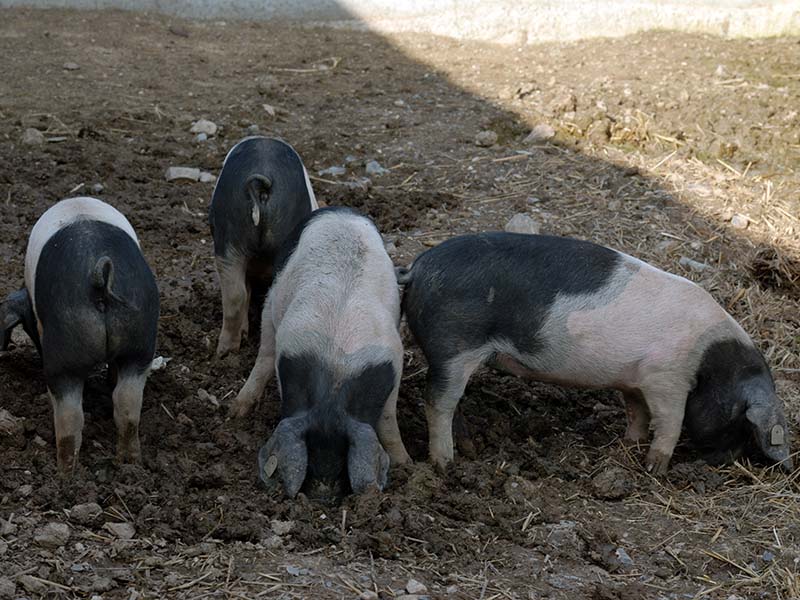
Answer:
656 240 677 253
475 130 498 147
190 119 217 136
197 388 219 407
615 547 634 566
270 520 294 536
0 408 25 448
34 522 70 548
591 467 635 500
63 62 80 70
165 167 201 182
385 241 397 255
0 577 14 600
17 484 33 497
91 183 104 194
17 575 45 594
195 132 208 143
730 214 749 229
720 207 735 221
104 521 135 540
199 171 217 184
365 160 389 176
256 75 279 95
0 540 6 556
504 213 541 235
70 502 103 525
318 165 346 177
679 256 710 272
359 591 379 600
524 123 555 143
406 579 427 594
21 127 45 145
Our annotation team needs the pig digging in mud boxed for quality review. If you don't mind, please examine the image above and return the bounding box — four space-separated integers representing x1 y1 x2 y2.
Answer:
231 207 410 498
209 136 318 358
397 232 793 475
1 197 159 474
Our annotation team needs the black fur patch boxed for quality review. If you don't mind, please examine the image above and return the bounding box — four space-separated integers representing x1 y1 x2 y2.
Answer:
209 137 314 261
401 232 622 367
684 338 773 457
35 220 159 383
276 352 395 491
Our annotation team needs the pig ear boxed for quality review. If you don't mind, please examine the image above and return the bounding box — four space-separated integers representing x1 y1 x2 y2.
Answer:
258 415 308 498
1 289 39 354
346 419 390 494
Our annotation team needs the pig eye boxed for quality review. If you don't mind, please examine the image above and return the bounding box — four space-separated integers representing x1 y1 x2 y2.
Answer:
771 425 785 446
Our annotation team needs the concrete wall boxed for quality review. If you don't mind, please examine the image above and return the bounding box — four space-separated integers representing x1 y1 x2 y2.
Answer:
2 0 798 43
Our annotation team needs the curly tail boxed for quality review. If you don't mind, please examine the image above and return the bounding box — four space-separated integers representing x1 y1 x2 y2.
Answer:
395 265 414 285
91 257 126 308
245 174 273 227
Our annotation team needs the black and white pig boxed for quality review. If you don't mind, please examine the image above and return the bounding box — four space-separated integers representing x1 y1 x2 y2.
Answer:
208 136 318 357
230 207 411 497
0 197 159 473
396 232 793 475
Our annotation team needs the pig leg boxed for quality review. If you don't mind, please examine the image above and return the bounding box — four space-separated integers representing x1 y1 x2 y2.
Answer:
49 377 85 474
377 383 411 466
623 390 650 443
641 379 689 475
425 355 482 467
241 280 252 339
230 301 276 418
216 255 248 357
112 369 148 464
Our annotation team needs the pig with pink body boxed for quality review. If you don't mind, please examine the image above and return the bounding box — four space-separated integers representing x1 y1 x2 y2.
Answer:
231 207 410 498
397 232 792 474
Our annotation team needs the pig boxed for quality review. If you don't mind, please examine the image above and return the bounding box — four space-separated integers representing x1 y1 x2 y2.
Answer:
231 207 411 497
396 232 793 475
0 197 159 473
208 136 318 357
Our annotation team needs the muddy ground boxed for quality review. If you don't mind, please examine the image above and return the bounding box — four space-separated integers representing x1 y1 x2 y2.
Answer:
1 8 799 600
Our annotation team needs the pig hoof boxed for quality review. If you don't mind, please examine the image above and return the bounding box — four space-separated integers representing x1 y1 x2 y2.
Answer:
229 396 255 419
645 449 671 476
216 337 240 358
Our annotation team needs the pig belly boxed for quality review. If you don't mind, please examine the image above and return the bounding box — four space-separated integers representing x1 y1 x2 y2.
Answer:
492 352 641 391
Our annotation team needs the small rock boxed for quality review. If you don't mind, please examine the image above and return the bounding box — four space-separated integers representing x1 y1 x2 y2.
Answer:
359 591 379 600
195 132 208 143
592 466 635 500
656 240 677 253
365 160 389 176
21 128 45 145
406 579 427 594
0 577 14 599
260 534 283 549
91 183 104 194
0 518 17 536
0 540 7 556
615 547 634 566
730 214 749 229
715 64 727 78
246 124 260 135
35 522 70 548
345 177 372 191
285 565 309 577
70 502 103 525
446 585 459 594
32 435 47 447
150 356 171 371
270 520 294 536
0 409 25 448
199 172 217 184
475 130 498 147
190 119 217 136
165 167 200 182
104 522 135 540
720 207 735 221
198 388 219 407
17 575 46 594
385 241 397 255
256 75 279 95
679 256 710 272
318 165 346 177
762 550 775 562
63 62 80 70
524 123 555 143
91 575 116 592
17 484 33 497
504 213 541 235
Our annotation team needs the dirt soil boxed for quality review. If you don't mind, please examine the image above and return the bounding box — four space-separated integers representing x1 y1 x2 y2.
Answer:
1 8 800 600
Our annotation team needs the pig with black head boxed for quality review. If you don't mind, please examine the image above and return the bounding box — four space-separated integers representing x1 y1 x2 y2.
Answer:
209 136 318 358
396 232 793 475
231 207 411 497
1 197 159 473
